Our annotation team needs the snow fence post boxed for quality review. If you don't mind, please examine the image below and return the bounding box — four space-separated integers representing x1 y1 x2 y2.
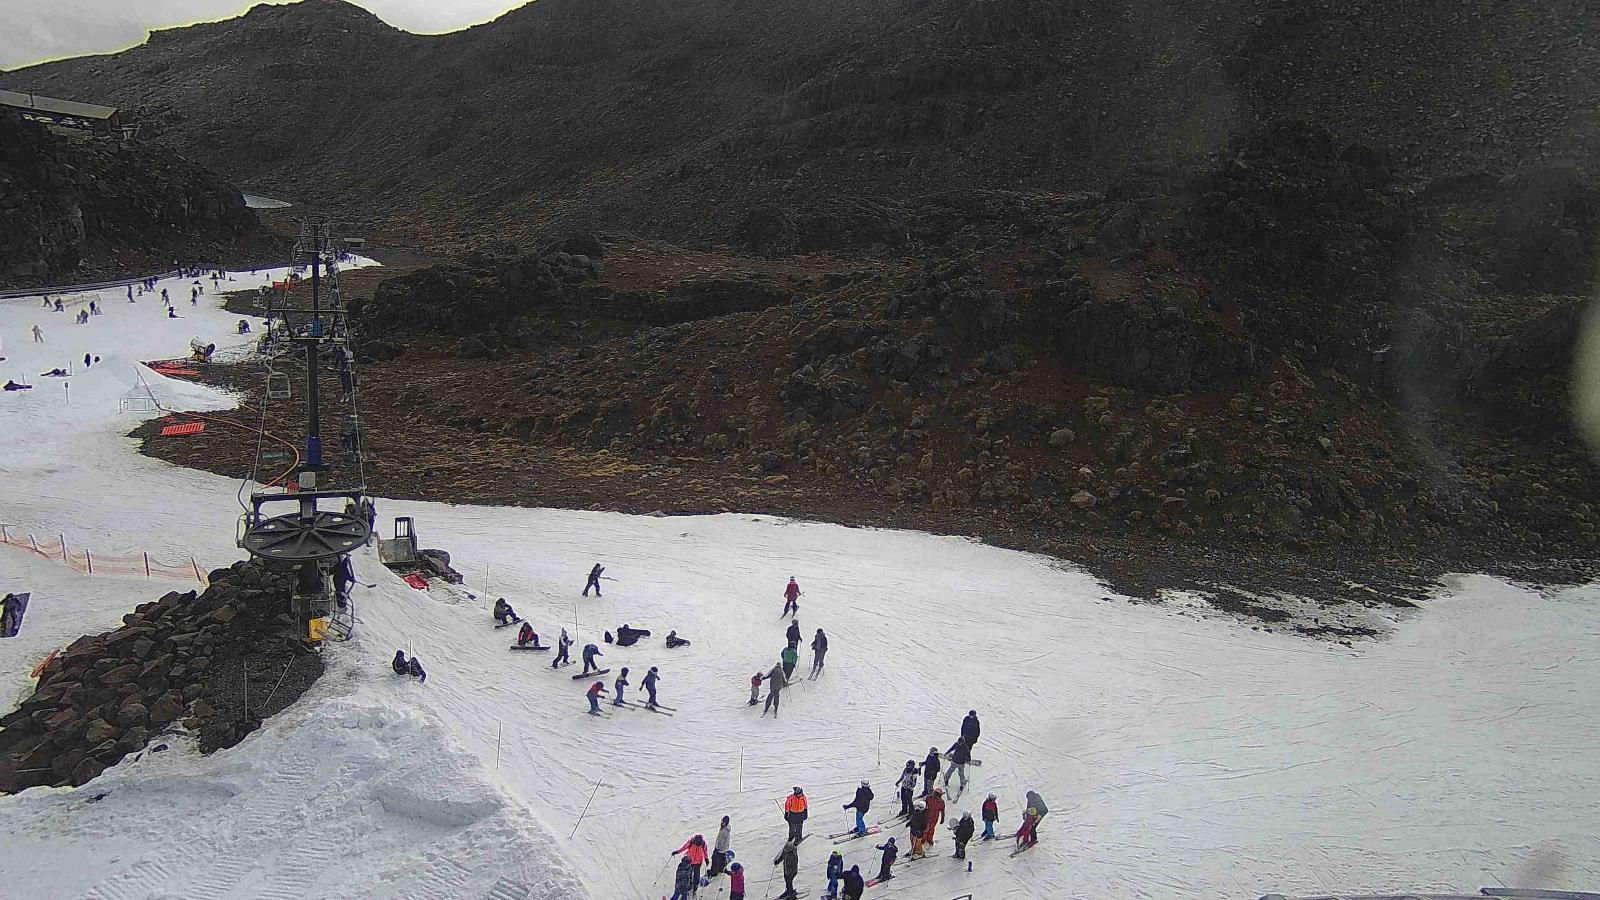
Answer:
877 725 882 769
85 550 92 575
739 747 744 792
60 534 67 562
144 552 150 577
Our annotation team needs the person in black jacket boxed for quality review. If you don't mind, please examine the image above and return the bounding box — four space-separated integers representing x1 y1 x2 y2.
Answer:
809 628 828 678
951 812 976 859
873 838 898 882
920 747 941 796
785 618 802 648
841 865 866 900
843 780 873 835
668 855 697 900
906 802 929 859
825 850 844 899
614 623 652 647
773 839 800 899
961 709 981 747
583 562 604 596
944 737 973 791
391 650 409 675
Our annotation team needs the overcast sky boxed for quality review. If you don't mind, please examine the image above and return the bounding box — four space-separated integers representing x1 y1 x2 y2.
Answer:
1 0 527 71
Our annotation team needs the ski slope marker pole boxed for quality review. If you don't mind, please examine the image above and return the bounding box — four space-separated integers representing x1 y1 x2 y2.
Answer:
877 725 882 768
570 777 602 838
739 747 744 792
495 722 502 770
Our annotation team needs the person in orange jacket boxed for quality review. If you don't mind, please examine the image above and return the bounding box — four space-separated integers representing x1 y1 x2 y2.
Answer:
783 786 809 842
922 787 946 845
671 833 709 886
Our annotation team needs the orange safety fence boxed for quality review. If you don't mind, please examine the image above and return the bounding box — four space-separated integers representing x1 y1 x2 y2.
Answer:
0 525 207 586
159 421 206 436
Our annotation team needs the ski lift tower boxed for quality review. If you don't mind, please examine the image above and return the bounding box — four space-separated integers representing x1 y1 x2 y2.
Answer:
240 216 370 642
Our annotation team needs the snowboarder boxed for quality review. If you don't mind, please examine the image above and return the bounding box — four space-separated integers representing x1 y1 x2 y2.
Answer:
586 680 605 714
951 812 975 859
126 286 132 302
749 671 764 706
961 709 981 747
841 864 865 900
825 849 844 899
921 748 941 795
1024 789 1048 837
668 856 696 900
708 816 732 878
772 838 800 899
552 628 572 668
843 780 873 835
944 737 972 791
1015 806 1040 850
407 656 426 683
907 801 929 859
168 307 179 319
665 630 691 648
762 662 787 717
785 618 802 647
728 861 745 900
780 643 798 681
1 593 22 637
583 562 604 596
493 598 519 625
613 667 630 705
581 643 603 675
896 761 918 817
809 628 828 677
873 836 898 882
783 787 808 842
670 833 709 888
981 794 999 840
642 666 661 707
517 622 544 648
612 623 651 646
391 650 409 675
780 576 801 618
82 353 92 369
53 298 63 311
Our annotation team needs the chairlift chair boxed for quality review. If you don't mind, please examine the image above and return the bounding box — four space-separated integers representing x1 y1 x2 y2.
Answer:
266 370 292 399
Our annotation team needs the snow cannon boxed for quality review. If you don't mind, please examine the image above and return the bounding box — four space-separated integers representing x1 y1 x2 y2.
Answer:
188 337 216 363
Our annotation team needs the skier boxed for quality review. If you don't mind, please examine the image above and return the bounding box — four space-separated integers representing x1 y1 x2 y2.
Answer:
843 780 873 836
809 628 828 677
896 760 918 817
783 787 808 842
772 839 800 900
391 650 410 675
642 666 661 708
780 643 798 681
83 353 92 369
31 325 42 343
981 794 999 840
762 662 787 717
727 862 745 900
841 864 865 900
160 288 169 305
407 656 426 683
1015 806 1040 850
906 801 929 859
785 618 802 647
492 598 519 625
748 671 763 705
951 812 975 860
552 628 572 668
670 833 709 887
920 747 941 795
873 836 898 882
665 630 691 648
961 709 981 747
780 576 801 617
1024 789 1048 836
824 850 844 899
944 737 972 791
668 856 696 900
586 680 605 715
613 667 630 705
517 622 545 648
580 643 603 675
583 562 604 596
707 816 732 878
923 786 947 846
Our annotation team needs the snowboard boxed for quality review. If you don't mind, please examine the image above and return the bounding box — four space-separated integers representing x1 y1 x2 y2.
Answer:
493 617 522 628
1 593 30 638
765 891 808 900
942 752 983 766
509 645 550 652
831 826 880 844
573 668 610 680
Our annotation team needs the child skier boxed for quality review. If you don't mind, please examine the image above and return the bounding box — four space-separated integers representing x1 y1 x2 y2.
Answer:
781 576 801 617
668 856 696 900
824 850 844 899
728 862 745 900
952 812 975 859
552 629 572 668
748 671 764 705
586 680 605 714
920 747 941 795
613 668 630 705
642 666 661 708
873 836 898 882
981 793 999 840
773 838 800 899
907 801 928 859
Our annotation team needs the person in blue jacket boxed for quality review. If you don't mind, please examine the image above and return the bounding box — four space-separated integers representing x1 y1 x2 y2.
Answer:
581 643 603 675
825 850 844 899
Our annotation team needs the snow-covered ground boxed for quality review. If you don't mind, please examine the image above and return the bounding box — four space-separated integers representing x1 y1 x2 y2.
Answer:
0 266 1596 899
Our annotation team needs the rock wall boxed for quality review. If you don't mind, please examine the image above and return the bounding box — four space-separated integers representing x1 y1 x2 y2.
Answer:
0 559 322 793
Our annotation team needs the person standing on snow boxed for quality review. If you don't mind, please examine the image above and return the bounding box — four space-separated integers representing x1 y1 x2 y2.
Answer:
944 737 973 791
335 555 355 604
920 747 941 796
780 643 798 681
707 816 732 878
785 618 802 648
762 662 787 717
1024 789 1049 837
961 709 981 748
843 780 873 835
873 836 898 882
670 833 709 887
31 325 43 343
951 812 975 859
586 680 605 715
642 666 661 708
668 855 696 900
782 787 808 842
749 671 764 706
583 562 604 597
906 801 929 859
923 786 948 846
781 576 801 618
552 628 572 668
581 643 603 675
1015 805 1040 850
809 628 828 678
773 838 800 899
824 849 844 899
727 861 745 900
981 793 999 840
613 667 630 705
896 761 918 817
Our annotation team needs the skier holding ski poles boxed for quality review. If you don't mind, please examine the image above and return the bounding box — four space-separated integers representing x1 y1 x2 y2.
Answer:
780 576 801 618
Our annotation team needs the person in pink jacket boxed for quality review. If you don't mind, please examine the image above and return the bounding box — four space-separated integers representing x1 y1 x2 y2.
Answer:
728 861 745 900
781 577 802 618
671 834 709 886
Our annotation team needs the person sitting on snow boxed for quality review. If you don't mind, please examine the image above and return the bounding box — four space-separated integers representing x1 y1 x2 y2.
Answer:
665 630 691 649
39 369 68 377
517 621 544 648
407 656 427 683
392 650 409 675
3 381 32 391
611 623 651 647
493 598 519 625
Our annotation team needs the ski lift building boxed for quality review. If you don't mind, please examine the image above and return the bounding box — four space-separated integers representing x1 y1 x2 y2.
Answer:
0 89 128 136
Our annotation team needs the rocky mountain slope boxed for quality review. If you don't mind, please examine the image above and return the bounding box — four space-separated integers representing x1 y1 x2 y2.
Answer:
0 111 272 287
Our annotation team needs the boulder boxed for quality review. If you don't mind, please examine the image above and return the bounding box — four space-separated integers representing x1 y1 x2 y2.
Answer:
83 718 121 746
1049 428 1076 447
148 692 185 726
116 702 149 728
1070 490 1098 509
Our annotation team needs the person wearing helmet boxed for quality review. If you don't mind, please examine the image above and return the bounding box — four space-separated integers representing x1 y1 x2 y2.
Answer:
920 747 941 795
907 801 929 859
981 793 1000 840
728 861 746 900
809 627 829 678
781 576 801 617
873 837 898 882
643 666 661 708
668 855 696 900
825 849 845 899
842 863 866 899
952 811 976 860
896 760 918 817
783 787 809 842
671 833 709 887
843 780 874 836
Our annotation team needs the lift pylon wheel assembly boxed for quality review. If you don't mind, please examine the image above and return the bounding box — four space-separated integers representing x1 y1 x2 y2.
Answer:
240 508 369 561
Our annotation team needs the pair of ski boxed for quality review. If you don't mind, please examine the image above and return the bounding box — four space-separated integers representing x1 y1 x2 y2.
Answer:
826 825 881 844
612 699 676 716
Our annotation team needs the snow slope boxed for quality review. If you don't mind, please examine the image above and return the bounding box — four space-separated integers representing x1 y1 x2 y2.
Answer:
0 267 1597 899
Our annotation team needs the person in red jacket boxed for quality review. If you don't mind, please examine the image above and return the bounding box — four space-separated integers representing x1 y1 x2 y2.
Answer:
671 833 709 887
728 861 746 900
781 577 801 618
586 680 605 715
981 793 999 840
922 787 946 845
